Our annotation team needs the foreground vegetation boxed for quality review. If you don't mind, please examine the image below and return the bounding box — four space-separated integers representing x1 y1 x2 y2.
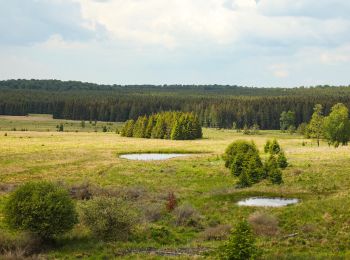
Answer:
1 115 350 258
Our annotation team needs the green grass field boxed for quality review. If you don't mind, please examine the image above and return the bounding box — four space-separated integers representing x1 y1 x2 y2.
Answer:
1 115 350 259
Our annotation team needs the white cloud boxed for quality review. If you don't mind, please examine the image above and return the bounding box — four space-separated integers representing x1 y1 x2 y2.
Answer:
74 0 350 51
1 0 350 86
269 64 289 78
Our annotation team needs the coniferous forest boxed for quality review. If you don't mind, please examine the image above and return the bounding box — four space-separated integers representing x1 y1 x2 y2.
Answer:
121 111 202 140
1 79 350 129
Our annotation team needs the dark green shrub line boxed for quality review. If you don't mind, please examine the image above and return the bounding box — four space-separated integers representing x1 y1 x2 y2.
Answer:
121 111 202 140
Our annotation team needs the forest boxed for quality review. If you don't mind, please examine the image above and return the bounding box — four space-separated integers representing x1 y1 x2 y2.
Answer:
1 79 350 129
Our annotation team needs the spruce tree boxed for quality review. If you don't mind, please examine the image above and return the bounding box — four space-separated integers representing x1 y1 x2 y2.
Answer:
277 150 288 169
268 139 281 154
121 120 135 137
170 119 182 140
265 156 283 184
219 220 258 260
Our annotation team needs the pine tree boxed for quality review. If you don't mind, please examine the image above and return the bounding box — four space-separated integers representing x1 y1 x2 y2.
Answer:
121 120 135 137
219 220 259 260
268 139 281 154
151 116 167 139
264 140 271 153
133 116 148 138
265 156 283 184
145 115 156 138
170 119 182 140
277 150 288 169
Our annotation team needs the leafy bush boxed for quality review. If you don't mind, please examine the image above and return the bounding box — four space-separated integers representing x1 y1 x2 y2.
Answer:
4 182 77 239
80 197 138 241
323 103 350 147
219 220 259 260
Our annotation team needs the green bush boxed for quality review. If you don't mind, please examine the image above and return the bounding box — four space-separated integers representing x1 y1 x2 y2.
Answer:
219 220 259 260
80 197 138 241
4 182 77 239
224 140 264 187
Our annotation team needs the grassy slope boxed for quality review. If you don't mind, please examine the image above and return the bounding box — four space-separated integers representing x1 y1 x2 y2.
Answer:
1 116 350 259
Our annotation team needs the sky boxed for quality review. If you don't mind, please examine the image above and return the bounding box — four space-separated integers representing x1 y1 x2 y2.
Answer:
0 0 349 87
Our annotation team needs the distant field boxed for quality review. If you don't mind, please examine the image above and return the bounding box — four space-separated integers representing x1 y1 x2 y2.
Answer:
1 117 350 258
0 114 123 132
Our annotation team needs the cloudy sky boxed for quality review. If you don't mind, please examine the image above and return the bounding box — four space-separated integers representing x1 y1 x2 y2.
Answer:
1 0 349 87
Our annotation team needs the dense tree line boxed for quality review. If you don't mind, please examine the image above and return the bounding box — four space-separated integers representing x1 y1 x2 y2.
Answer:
1 79 350 129
121 111 202 140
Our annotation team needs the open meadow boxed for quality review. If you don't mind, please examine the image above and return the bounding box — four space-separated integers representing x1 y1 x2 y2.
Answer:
1 115 350 259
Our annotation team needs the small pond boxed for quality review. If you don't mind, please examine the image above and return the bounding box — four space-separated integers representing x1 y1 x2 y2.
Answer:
237 197 299 207
119 153 190 161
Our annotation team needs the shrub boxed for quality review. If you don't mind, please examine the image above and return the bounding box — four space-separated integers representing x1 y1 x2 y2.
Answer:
248 212 279 236
69 182 93 200
200 224 232 241
147 225 178 245
0 231 42 257
143 203 165 222
80 197 138 241
219 220 259 260
223 140 262 176
224 140 264 187
166 192 177 212
4 182 77 239
174 203 201 227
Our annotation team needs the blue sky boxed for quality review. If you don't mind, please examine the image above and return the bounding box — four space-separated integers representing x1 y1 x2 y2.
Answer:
0 0 349 87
